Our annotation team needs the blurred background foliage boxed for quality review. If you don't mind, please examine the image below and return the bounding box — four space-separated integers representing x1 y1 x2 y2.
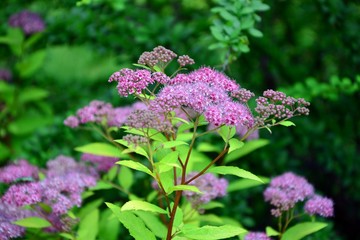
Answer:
0 0 359 239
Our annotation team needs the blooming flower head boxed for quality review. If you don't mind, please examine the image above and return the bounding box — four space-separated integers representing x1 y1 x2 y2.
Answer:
264 172 314 217
245 232 272 240
0 159 39 183
304 195 334 217
183 172 228 208
1 182 42 207
126 109 173 133
81 153 118 172
8 10 45 35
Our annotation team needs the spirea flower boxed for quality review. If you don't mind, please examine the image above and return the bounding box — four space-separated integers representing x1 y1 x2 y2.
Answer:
264 172 314 217
63 115 79 128
0 159 39 183
177 55 195 67
0 68 12 82
109 68 153 96
2 182 42 207
0 203 34 240
81 153 118 172
183 172 228 207
8 10 45 35
126 109 173 133
122 134 148 147
304 195 334 217
245 232 272 240
138 46 177 67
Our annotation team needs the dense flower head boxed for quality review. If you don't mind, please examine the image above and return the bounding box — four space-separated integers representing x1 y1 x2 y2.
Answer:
254 90 310 126
1 182 42 207
0 203 34 240
122 134 148 147
8 10 45 35
232 88 255 102
304 195 334 217
0 159 39 183
126 109 173 133
0 68 12 82
109 69 153 96
177 55 195 67
245 232 272 240
264 172 314 217
183 172 228 207
64 101 146 128
81 153 118 172
138 46 177 67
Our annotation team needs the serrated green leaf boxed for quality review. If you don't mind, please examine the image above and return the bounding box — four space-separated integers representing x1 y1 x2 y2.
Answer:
98 208 120 240
228 138 244 153
135 211 167 238
77 209 99 240
75 142 122 158
118 166 133 191
116 160 154 177
121 200 167 214
181 224 247 239
217 126 236 142
282 222 328 240
228 177 269 192
224 139 269 163
266 226 280 236
115 139 149 158
13 217 51 228
278 120 296 127
105 202 157 240
208 166 263 183
167 185 201 195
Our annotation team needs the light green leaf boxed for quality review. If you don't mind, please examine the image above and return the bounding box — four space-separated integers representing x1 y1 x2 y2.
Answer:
181 224 247 239
224 139 270 163
116 160 154 177
228 177 269 192
75 142 122 158
278 120 296 127
59 233 74 239
13 217 51 228
248 28 263 38
98 208 120 240
121 200 167 214
118 166 133 191
266 226 280 236
208 166 263 183
135 211 167 238
89 181 113 191
161 141 189 149
16 50 46 78
18 87 49 104
8 114 52 135
228 138 244 153
115 139 149 158
197 142 222 153
201 201 224 210
282 222 328 240
167 185 201 195
132 63 151 70
105 202 156 240
217 126 236 142
77 209 99 240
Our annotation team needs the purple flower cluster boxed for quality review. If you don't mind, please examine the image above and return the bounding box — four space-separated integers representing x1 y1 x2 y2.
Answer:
264 172 334 218
81 153 118 172
122 134 148 147
8 10 45 35
0 155 99 237
177 55 195 67
183 172 228 207
304 195 334 217
126 109 173 133
138 46 177 67
0 203 34 240
0 159 39 183
150 67 254 127
64 100 146 128
245 232 272 240
255 90 310 126
0 68 12 82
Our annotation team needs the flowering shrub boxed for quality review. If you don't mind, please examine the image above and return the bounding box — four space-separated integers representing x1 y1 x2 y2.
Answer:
0 46 332 240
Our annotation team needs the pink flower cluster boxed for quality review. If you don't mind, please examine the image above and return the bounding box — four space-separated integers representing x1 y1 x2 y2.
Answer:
183 172 228 208
8 10 45 35
245 232 272 240
264 172 334 218
81 153 118 172
64 100 146 128
0 159 39 183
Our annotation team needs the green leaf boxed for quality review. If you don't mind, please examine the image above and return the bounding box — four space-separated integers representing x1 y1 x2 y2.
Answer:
115 139 149 158
224 139 270 163
89 181 113 191
181 224 247 239
228 177 269 192
118 166 134 191
77 209 99 240
217 126 236 142
167 185 201 195
106 202 157 240
16 50 46 78
201 201 224 210
248 28 263 38
121 200 168 214
133 63 152 70
58 233 74 239
13 217 51 228
197 142 222 153
98 208 120 240
18 87 49 104
116 160 154 177
135 211 167 238
266 226 280 236
278 120 296 127
75 142 122 158
282 222 328 240
161 141 189 149
228 138 244 153
8 114 52 135
208 166 263 183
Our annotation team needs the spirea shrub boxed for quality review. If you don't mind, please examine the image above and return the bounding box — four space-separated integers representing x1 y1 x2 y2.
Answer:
0 46 332 240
